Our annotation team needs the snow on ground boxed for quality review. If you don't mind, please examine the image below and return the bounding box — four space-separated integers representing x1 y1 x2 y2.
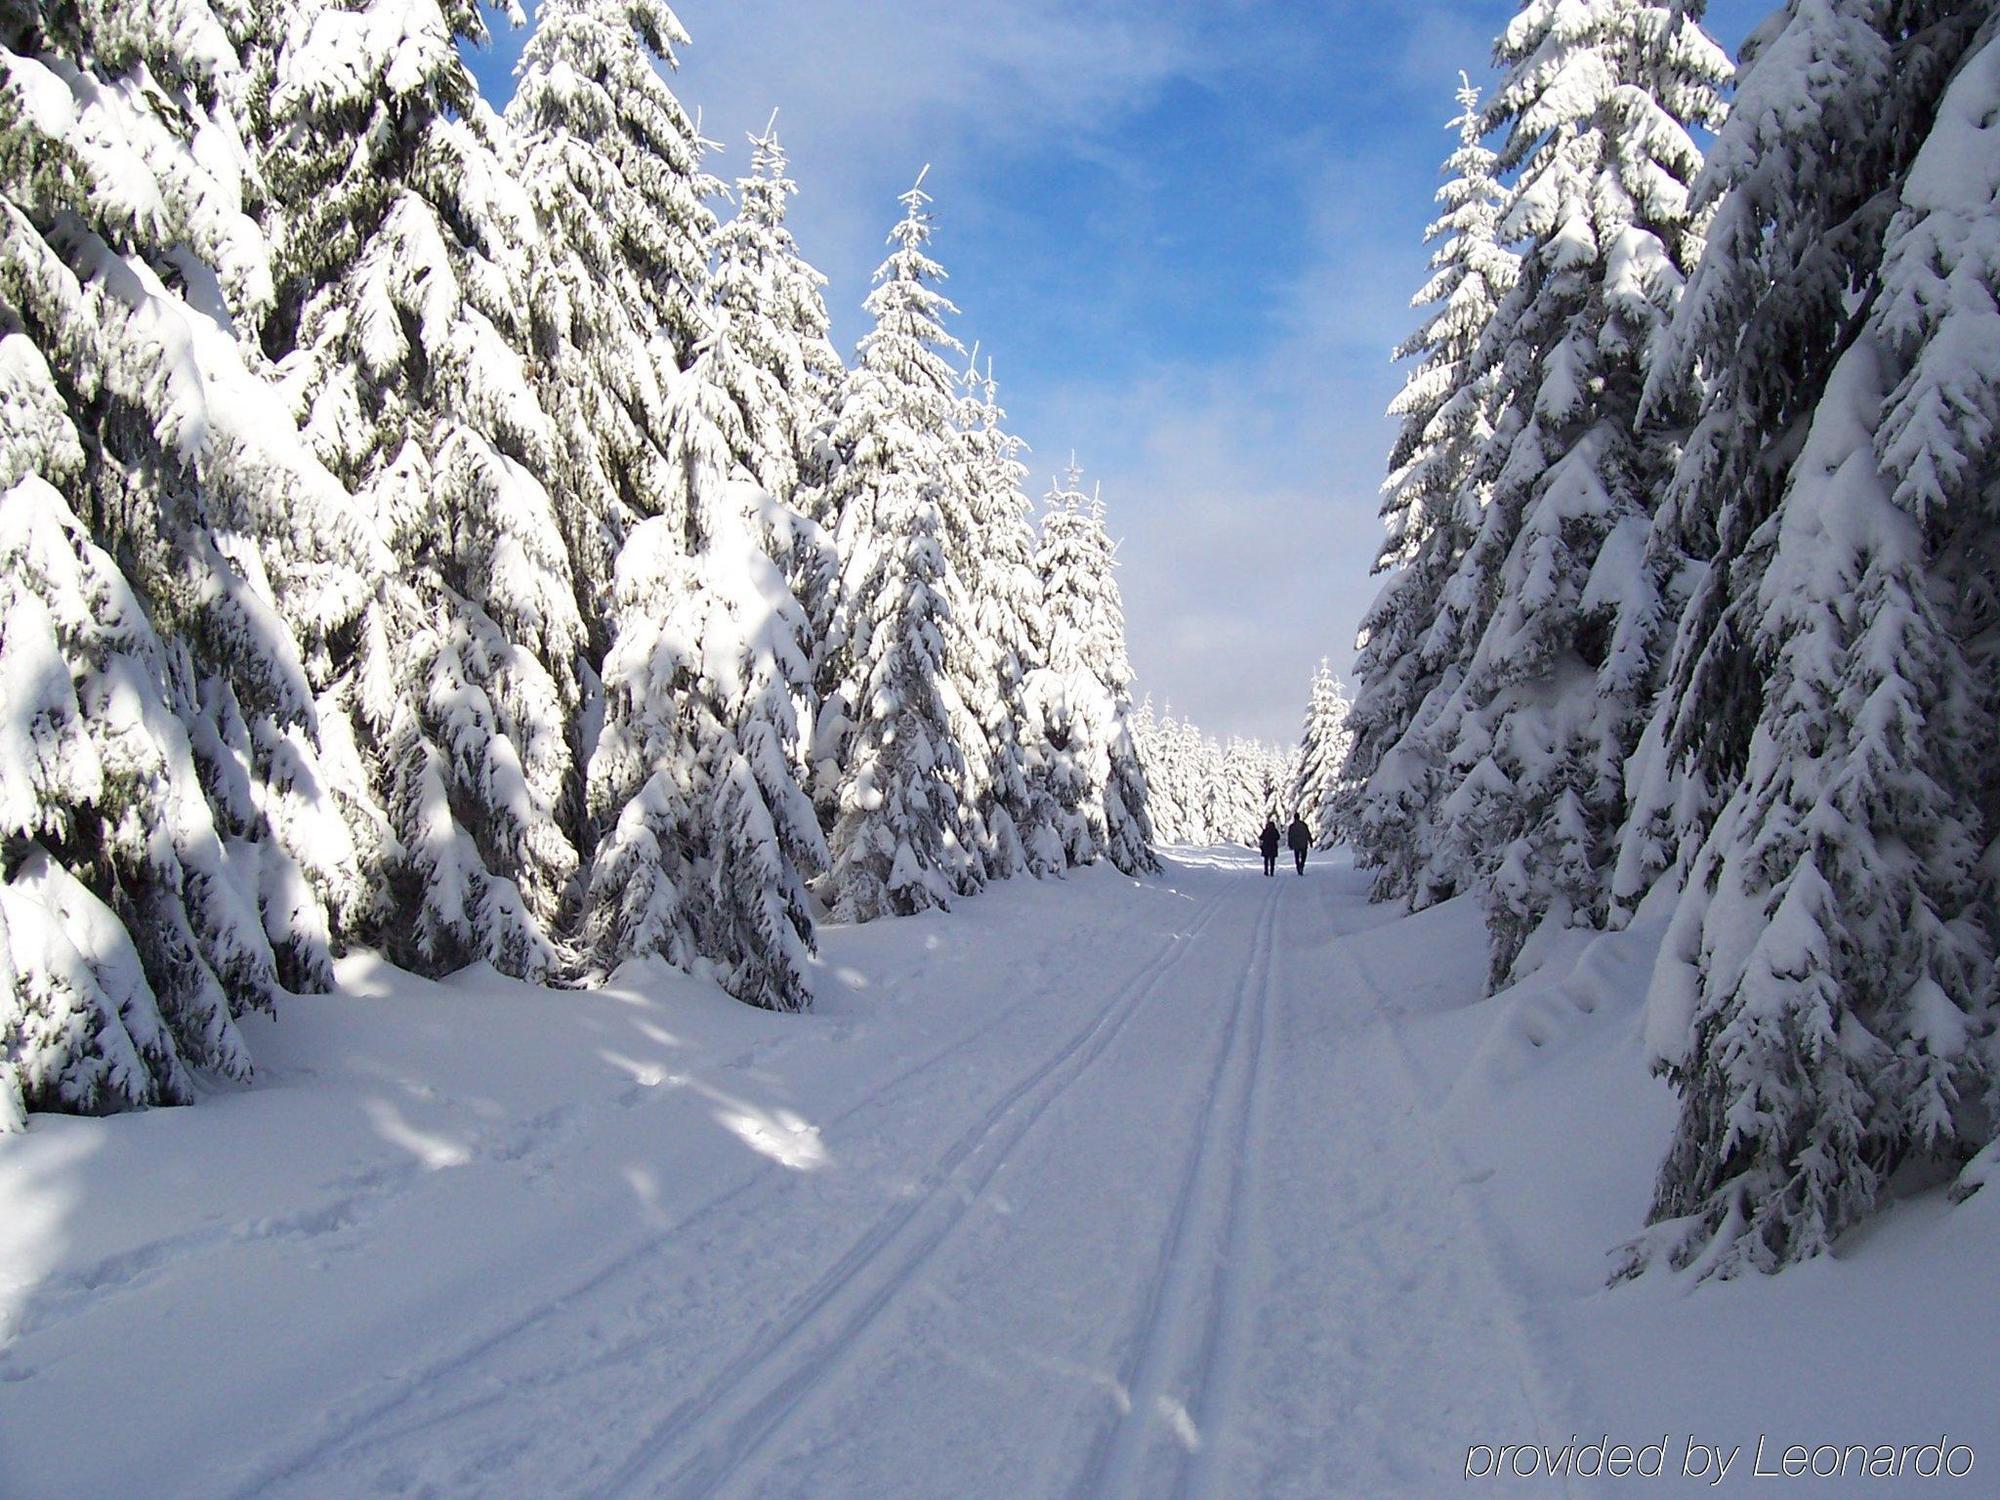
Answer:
2 849 1995 1498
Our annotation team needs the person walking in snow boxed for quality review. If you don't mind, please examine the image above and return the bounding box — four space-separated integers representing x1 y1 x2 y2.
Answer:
1259 817 1280 877
1287 813 1310 875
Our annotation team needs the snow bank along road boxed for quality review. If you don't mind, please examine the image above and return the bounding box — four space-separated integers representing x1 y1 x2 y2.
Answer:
7 849 1995 1497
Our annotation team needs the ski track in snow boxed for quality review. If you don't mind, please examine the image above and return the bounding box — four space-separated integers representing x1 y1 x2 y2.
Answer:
1066 878 1280 1500
208 889 1221 1500
596 886 1239 1499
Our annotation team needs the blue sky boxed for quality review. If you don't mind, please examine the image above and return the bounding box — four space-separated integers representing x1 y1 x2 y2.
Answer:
465 0 1775 744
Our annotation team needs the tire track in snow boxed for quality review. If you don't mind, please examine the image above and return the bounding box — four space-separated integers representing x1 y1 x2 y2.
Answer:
595 884 1243 1500
1067 875 1281 1500
217 889 1223 1500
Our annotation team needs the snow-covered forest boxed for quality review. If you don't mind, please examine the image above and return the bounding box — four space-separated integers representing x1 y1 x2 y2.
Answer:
1345 0 2000 1278
1135 660 1354 849
4 0 2000 1491
0 0 1158 1128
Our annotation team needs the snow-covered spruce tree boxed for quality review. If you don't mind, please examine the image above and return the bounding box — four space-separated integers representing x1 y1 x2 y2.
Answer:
0 477 255 1124
709 116 845 709
1611 0 1975 917
1028 467 1158 875
580 517 700 982
1143 708 1183 845
1136 702 1190 846
508 0 716 372
956 356 1060 878
266 0 584 981
1176 722 1214 845
583 464 828 1008
1348 75 1518 902
0 0 400 1123
1140 709 1207 847
1263 743 1301 824
1293 661 1356 848
1139 702 1229 850
1214 739 1266 845
920 363 1005 896
507 0 830 1010
1407 0 1729 987
711 116 845 512
1189 721 1228 845
504 0 717 637
817 175 979 918
1071 482 1158 874
1131 696 1161 823
1140 721 1297 849
825 493 971 921
1620 1 2000 1279
1024 474 1100 867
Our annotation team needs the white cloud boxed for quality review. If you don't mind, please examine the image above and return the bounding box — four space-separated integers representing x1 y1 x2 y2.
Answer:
1043 339 1395 745
670 2 1207 301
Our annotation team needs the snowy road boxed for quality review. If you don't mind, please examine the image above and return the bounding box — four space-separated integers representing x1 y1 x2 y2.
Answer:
237 851 1537 1500
20 849 1993 1498
2 850 1564 1497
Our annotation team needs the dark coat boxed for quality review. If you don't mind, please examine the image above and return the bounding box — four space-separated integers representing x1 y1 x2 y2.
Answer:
1258 824 1281 858
1287 818 1310 853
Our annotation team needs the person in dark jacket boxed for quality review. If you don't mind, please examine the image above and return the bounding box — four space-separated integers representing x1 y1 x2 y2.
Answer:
1259 817 1280 877
1287 813 1311 875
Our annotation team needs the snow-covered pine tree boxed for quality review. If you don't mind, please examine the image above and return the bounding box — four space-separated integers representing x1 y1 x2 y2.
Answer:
818 174 979 919
1077 485 1159 875
711 115 845 513
1611 0 1967 917
1190 720 1227 845
1348 75 1518 902
1214 739 1266 847
266 0 584 981
1174 722 1210 846
1135 718 1307 850
1178 718 1207 847
1137 702 1188 846
1145 709 1203 847
0 0 396 1122
1620 0 1999 1279
1146 709 1184 845
1405 0 1730 987
710 115 845 721
505 0 717 637
1131 696 1162 824
584 471 828 1009
575 308 762 989
581 516 701 981
956 356 1059 877
508 0 829 1009
1264 744 1298 823
1072 482 1168 876
1 479 253 1124
920 359 1005 896
825 494 972 920
1027 465 1158 875
1293 661 1356 848
686 493 829 1008
1025 473 1101 867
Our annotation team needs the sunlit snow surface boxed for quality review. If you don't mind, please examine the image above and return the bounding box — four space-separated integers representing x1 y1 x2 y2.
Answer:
1 849 1994 1497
